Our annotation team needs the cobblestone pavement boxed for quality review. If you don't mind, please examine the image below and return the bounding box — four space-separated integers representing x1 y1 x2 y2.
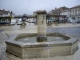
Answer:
1 23 80 34
0 23 80 60
0 35 80 60
51 23 80 28
0 23 80 30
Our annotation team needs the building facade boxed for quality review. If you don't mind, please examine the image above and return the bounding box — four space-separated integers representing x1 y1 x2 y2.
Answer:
69 5 80 21
33 11 37 16
48 6 68 21
0 9 15 17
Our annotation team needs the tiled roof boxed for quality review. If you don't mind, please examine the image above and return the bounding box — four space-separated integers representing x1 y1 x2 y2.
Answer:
0 9 14 15
71 5 80 8
15 15 35 18
50 6 69 13
0 9 10 15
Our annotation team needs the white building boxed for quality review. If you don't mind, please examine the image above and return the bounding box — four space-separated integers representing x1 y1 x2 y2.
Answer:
60 9 72 20
0 9 15 17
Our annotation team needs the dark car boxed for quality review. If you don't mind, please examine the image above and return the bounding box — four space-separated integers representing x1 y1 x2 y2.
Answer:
0 21 10 26
77 20 80 23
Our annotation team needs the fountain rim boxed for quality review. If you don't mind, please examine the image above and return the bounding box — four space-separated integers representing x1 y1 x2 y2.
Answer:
5 33 79 48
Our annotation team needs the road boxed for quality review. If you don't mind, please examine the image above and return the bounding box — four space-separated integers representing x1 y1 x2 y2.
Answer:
0 30 4 33
47 27 80 39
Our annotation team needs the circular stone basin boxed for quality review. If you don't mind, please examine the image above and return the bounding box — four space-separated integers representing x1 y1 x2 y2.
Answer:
6 33 79 59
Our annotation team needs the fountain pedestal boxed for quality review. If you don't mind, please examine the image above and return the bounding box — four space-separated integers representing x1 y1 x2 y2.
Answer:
36 10 47 42
37 36 47 42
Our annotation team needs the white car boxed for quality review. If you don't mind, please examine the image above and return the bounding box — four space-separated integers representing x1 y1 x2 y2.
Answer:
17 21 22 25
67 19 76 23
10 19 16 25
18 18 22 21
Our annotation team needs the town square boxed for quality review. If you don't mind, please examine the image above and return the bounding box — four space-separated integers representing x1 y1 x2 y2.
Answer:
0 0 80 60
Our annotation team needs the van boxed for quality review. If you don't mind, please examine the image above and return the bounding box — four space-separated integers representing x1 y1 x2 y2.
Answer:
10 19 16 25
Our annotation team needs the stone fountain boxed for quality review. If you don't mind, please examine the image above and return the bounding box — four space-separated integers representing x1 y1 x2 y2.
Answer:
6 10 79 59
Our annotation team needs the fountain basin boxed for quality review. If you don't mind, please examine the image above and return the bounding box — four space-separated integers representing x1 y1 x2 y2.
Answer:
6 33 79 59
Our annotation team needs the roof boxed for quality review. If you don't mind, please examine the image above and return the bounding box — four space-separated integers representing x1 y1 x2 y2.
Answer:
49 6 69 14
46 14 66 17
14 14 66 18
71 5 80 9
0 9 14 15
14 15 35 18
0 10 9 15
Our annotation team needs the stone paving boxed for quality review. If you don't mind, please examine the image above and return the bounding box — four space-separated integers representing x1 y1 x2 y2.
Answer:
1 23 80 34
0 23 80 30
51 23 80 28
0 23 80 60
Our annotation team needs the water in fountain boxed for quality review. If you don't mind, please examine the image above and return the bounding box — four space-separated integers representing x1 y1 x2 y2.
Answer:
16 36 65 43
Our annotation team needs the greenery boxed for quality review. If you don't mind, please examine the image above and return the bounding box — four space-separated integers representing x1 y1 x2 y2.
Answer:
0 16 12 22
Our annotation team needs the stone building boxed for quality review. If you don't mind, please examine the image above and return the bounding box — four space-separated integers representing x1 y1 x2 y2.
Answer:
69 5 80 21
48 6 68 21
0 9 15 24
0 9 15 17
49 6 69 15
33 11 37 16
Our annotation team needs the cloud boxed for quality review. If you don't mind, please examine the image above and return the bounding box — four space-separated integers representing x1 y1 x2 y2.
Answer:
0 0 80 15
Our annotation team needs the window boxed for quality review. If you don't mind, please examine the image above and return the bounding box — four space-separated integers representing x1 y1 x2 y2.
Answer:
43 15 45 20
77 11 79 15
74 11 76 15
77 8 79 11
78 17 80 20
68 11 70 15
71 9 73 11
71 12 73 15
72 17 75 20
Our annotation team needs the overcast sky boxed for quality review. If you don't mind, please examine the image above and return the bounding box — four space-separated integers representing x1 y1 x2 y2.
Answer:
0 0 80 15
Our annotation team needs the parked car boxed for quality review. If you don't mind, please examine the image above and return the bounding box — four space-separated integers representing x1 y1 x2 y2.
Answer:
76 20 80 23
18 18 22 22
0 19 10 26
10 19 16 25
0 21 7 25
32 19 36 23
67 19 74 23
26 19 29 22
17 21 22 25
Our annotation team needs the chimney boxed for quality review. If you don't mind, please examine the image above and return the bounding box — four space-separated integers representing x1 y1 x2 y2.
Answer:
8 10 10 12
55 7 57 10
3 9 5 11
10 11 13 14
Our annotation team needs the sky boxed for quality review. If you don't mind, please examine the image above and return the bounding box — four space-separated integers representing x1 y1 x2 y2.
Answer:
0 0 80 15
